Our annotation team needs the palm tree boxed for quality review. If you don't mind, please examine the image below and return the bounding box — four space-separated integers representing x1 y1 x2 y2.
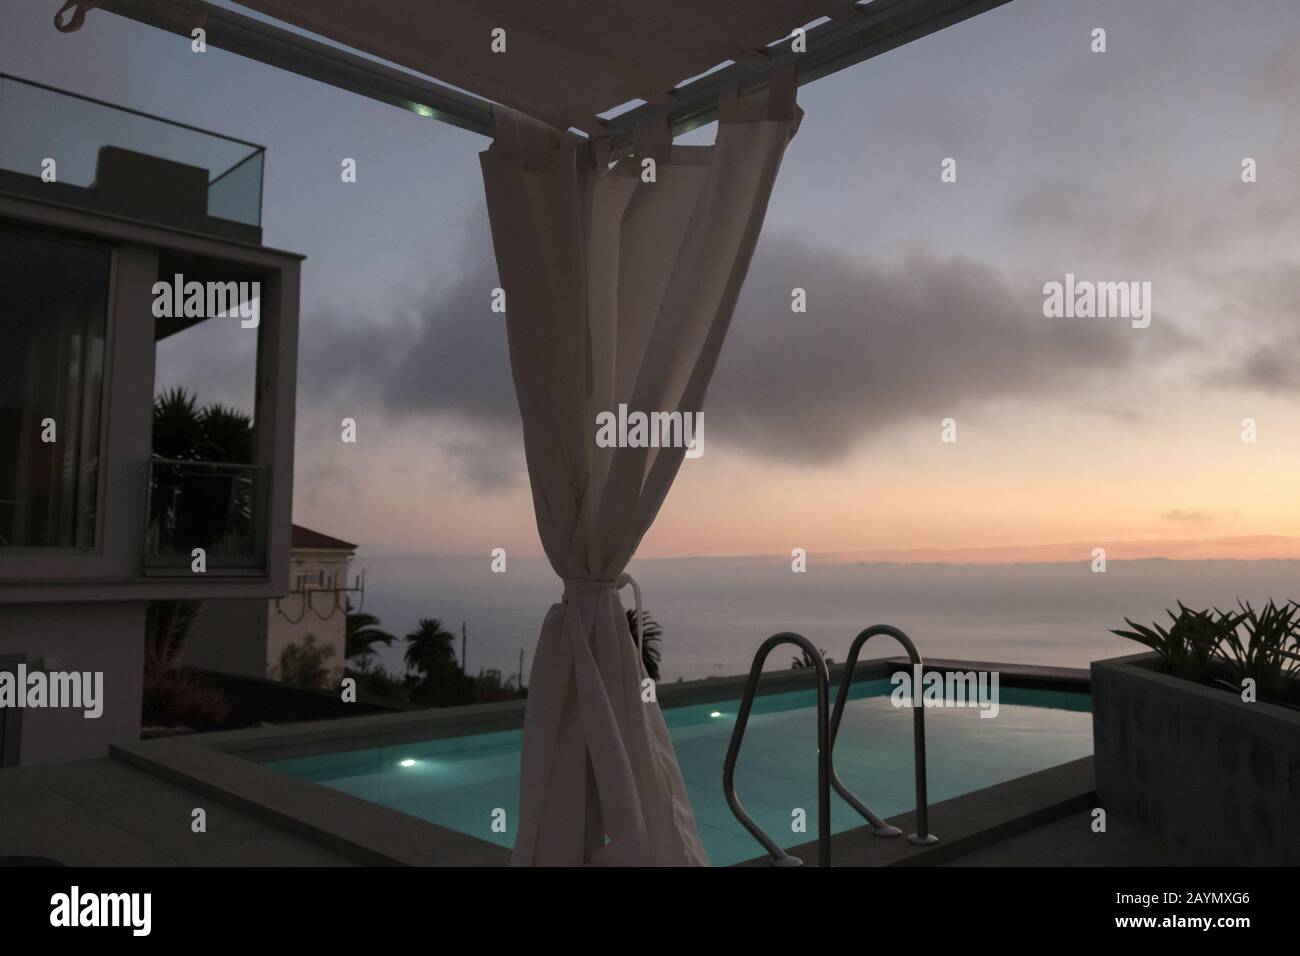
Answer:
145 387 255 672
144 598 202 672
346 605 397 661
403 618 459 676
152 387 255 463
626 608 663 681
151 387 204 460
198 402 254 464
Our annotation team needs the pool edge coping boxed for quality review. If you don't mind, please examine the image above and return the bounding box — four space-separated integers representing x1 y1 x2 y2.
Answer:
110 738 510 866
738 755 1096 867
189 657 1090 762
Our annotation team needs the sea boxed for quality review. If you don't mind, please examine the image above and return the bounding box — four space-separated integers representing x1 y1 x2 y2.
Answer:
356 554 1300 684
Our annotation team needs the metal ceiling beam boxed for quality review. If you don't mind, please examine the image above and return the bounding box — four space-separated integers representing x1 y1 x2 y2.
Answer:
97 0 1013 147
606 0 1015 147
99 0 496 137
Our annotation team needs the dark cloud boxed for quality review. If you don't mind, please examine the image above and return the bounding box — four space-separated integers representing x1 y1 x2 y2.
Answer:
299 214 512 427
1203 262 1300 393
296 215 525 489
298 222 1192 476
1250 34 1300 103
706 236 1191 463
1241 341 1300 391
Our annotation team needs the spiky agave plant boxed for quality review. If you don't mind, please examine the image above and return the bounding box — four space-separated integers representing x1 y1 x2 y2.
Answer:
1216 600 1300 703
1111 603 1242 682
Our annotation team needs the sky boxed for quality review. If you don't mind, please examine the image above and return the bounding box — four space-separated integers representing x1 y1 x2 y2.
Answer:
4 0 1299 561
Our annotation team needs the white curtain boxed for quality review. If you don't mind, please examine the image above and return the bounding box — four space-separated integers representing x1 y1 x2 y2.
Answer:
480 66 801 866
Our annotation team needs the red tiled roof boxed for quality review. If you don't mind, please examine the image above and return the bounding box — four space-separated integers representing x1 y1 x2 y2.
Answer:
291 524 357 551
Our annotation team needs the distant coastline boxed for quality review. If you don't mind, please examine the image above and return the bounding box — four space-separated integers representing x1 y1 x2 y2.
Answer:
360 535 1300 567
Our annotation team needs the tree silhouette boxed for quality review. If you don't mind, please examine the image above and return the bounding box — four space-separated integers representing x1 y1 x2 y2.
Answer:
403 618 459 676
625 608 663 681
346 604 396 661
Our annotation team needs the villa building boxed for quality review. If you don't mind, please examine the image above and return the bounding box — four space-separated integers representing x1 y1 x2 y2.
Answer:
0 73 301 766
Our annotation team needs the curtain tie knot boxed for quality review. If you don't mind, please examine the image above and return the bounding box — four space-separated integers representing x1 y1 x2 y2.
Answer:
561 577 620 598
561 575 645 661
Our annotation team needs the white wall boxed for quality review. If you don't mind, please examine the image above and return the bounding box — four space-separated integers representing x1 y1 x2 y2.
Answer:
267 551 350 686
183 550 351 686
0 602 144 765
182 598 269 677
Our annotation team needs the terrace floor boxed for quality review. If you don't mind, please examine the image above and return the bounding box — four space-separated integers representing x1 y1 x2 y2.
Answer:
945 808 1199 866
0 758 354 866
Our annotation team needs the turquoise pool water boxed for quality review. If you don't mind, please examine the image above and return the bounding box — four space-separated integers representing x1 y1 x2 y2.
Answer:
268 679 1092 865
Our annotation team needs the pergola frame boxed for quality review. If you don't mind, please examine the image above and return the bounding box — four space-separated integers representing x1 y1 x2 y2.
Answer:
99 0 1012 150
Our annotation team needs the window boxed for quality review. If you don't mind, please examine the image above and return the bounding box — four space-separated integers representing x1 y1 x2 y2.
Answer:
0 224 110 549
145 253 266 571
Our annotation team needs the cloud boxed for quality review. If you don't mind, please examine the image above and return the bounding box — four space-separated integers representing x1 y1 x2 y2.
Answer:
1202 262 1300 393
296 215 524 489
705 236 1191 463
296 222 1194 477
1250 33 1300 104
1161 509 1211 525
300 215 512 425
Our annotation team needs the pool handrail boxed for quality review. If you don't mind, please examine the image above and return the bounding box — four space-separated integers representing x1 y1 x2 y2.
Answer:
722 632 831 867
830 624 938 845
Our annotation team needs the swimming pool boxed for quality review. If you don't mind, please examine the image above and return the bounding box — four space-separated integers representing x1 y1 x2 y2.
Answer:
268 679 1092 865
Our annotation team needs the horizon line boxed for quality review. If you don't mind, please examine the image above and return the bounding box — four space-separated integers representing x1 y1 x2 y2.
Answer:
344 533 1300 566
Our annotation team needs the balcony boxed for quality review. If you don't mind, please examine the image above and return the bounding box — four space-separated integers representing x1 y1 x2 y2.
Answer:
145 459 269 574
0 73 264 243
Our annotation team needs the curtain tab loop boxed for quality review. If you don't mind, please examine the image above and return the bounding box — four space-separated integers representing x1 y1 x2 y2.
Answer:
718 61 801 132
54 0 99 32
590 135 613 176
632 116 671 166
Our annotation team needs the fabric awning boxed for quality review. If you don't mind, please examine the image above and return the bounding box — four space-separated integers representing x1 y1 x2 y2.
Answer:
72 0 1013 141
210 0 837 131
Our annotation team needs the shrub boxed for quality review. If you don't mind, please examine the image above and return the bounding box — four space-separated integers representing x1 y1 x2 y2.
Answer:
142 670 232 728
278 635 336 689
345 658 410 706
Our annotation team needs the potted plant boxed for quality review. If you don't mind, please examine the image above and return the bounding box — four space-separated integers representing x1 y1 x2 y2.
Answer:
1093 601 1300 864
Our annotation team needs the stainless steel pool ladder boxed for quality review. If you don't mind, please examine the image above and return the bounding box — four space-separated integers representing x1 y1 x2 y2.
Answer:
722 632 831 867
832 624 938 847
721 625 938 867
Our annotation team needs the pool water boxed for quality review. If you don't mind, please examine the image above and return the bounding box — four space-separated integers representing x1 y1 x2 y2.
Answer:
269 679 1092 866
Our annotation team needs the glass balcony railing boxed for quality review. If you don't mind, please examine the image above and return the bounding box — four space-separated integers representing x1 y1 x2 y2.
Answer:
0 73 264 235
145 458 268 573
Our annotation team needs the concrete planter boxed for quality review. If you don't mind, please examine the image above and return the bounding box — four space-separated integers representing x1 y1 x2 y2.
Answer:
1092 652 1300 865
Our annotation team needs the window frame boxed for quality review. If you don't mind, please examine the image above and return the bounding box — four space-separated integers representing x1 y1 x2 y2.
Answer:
0 220 117 556
0 192 301 602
